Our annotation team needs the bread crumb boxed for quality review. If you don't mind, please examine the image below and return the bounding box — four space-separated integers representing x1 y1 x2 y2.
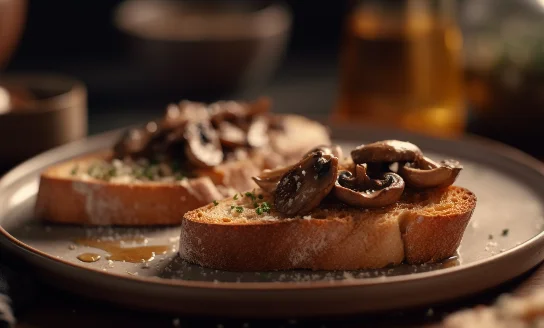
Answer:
343 272 355 280
172 318 180 327
68 244 77 250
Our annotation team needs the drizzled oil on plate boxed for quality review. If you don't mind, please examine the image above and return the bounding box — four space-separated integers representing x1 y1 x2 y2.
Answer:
0 125 543 316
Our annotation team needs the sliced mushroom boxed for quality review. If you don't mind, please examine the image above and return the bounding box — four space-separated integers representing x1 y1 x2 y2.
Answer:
333 164 405 208
218 121 247 148
184 121 223 168
113 128 151 158
246 96 271 116
275 152 338 216
209 100 246 124
398 157 463 189
304 144 343 159
252 164 293 194
162 101 209 130
247 116 269 148
351 140 423 164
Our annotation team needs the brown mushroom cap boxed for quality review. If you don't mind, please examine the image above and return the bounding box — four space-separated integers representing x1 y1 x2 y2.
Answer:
398 157 463 189
218 121 247 148
184 121 224 168
333 164 405 208
304 144 343 159
275 152 338 216
351 140 422 164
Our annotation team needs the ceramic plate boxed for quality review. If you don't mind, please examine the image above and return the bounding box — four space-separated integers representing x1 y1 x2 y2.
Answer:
1 125 543 317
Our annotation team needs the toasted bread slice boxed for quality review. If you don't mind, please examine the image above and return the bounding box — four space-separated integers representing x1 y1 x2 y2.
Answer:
35 151 265 225
180 186 476 270
35 115 331 226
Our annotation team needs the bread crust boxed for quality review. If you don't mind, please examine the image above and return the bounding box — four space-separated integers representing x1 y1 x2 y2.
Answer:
180 186 476 270
35 151 231 225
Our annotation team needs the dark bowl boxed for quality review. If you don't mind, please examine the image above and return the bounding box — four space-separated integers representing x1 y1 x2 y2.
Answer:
114 0 292 100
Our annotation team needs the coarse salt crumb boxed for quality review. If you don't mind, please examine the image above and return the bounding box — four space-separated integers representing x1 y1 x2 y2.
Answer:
301 170 306 176
426 308 434 316
296 182 301 191
314 175 318 180
293 175 299 181
303 215 312 220
107 260 114 268
68 244 77 250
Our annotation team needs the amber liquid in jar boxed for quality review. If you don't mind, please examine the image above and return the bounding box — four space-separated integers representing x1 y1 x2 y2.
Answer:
335 5 465 137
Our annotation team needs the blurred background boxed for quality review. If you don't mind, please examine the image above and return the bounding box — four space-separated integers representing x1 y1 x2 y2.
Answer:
1 0 544 169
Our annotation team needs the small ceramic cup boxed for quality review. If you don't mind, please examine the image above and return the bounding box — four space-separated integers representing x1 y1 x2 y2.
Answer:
0 74 87 171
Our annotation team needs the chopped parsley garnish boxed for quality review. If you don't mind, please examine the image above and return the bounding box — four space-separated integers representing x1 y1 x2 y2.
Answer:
175 173 185 181
108 167 117 177
235 206 244 213
255 201 271 215
253 202 259 208
261 202 271 213
213 200 219 206
70 165 79 176
143 166 155 180
258 194 264 199
245 191 256 201
233 193 238 200
502 229 509 236
231 205 235 210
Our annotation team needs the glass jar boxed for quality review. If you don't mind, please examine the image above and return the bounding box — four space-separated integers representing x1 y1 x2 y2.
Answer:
334 0 464 138
461 0 544 158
